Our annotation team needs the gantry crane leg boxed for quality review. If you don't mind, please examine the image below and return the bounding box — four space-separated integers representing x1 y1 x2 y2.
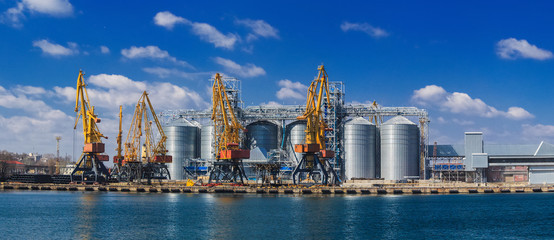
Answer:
71 153 109 183
208 160 247 184
292 153 331 185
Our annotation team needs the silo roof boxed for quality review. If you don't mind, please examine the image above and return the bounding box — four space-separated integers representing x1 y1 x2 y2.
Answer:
383 116 416 125
168 118 194 127
345 117 374 125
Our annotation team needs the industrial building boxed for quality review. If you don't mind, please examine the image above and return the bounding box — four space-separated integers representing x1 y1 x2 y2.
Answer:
160 76 429 182
429 132 554 184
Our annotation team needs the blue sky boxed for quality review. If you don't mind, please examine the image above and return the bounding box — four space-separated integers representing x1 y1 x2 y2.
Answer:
0 0 553 159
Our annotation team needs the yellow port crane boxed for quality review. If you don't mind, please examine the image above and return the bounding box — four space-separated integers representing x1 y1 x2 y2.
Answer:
292 65 339 185
209 73 250 183
111 105 124 179
120 91 171 182
71 70 110 183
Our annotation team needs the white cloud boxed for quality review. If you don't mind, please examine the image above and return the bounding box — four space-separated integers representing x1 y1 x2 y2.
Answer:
235 19 279 41
340 21 389 38
153 11 189 30
22 0 73 16
54 73 209 110
100 45 110 54
506 107 534 120
32 39 78 56
190 22 239 50
522 124 554 138
121 46 192 68
1 3 25 28
14 85 47 95
1 0 73 28
496 38 552 60
213 57 265 78
412 85 534 120
411 85 447 106
276 79 308 101
153 11 238 50
0 85 73 153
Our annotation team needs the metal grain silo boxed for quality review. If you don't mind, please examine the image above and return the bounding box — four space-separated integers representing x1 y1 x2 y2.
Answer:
380 116 419 181
344 117 376 180
200 125 215 161
246 121 278 153
163 118 198 180
286 121 306 163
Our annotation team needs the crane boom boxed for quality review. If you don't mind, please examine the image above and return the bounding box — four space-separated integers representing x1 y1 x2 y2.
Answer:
74 70 106 144
295 65 333 157
70 70 110 183
209 73 249 184
114 105 123 166
292 65 338 185
211 73 249 159
123 91 171 164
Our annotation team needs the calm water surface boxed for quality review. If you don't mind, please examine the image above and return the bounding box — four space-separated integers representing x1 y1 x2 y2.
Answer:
0 191 553 239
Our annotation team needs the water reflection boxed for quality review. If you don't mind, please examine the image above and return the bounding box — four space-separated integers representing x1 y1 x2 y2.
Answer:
74 193 99 239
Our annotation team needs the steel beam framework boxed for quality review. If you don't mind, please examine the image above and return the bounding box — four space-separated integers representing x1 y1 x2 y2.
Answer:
160 80 430 181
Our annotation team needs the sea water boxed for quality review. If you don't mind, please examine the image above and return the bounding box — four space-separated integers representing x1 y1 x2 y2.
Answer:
0 191 553 239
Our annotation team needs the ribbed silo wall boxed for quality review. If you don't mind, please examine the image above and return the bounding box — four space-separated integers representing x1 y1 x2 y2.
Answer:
163 121 198 180
246 121 279 153
380 116 419 181
344 117 376 180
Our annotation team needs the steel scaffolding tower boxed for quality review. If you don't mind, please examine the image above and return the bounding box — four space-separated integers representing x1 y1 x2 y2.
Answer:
160 79 430 181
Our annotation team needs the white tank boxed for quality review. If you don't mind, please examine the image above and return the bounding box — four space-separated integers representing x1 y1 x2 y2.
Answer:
286 121 306 163
380 116 419 181
163 118 198 180
344 117 376 180
200 125 215 160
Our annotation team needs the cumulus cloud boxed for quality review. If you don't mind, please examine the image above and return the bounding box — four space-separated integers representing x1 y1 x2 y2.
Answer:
522 124 554 138
496 38 552 60
121 46 193 68
54 73 209 110
13 85 47 95
0 84 73 153
213 57 265 78
153 11 238 50
235 19 279 41
32 39 78 56
190 23 239 50
100 46 110 54
340 21 388 38
1 0 73 28
276 79 308 101
412 85 534 120
153 11 190 30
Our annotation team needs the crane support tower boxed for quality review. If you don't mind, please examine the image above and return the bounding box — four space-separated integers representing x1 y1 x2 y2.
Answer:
110 105 124 181
292 65 339 185
119 91 172 183
209 73 250 184
71 70 110 183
